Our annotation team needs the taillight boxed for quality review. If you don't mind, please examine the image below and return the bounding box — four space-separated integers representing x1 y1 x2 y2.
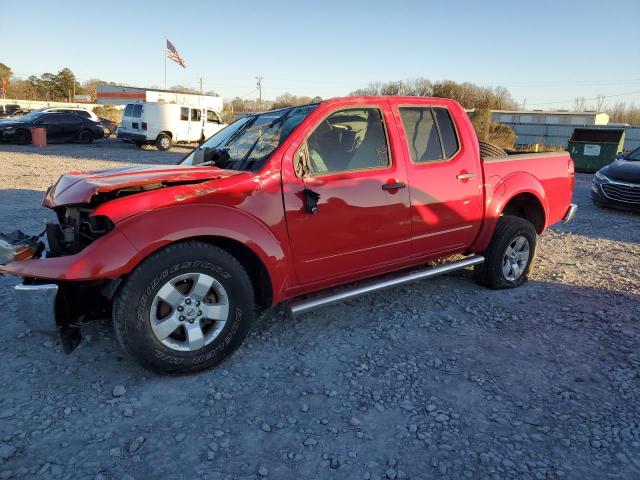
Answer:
568 159 575 175
141 122 147 130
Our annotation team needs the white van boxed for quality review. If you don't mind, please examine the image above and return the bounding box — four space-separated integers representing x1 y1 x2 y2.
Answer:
117 102 226 151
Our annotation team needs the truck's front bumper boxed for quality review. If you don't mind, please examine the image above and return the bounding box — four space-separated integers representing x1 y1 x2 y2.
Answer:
14 283 58 334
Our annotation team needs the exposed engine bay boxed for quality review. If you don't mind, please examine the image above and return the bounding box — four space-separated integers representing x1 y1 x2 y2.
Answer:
45 206 114 257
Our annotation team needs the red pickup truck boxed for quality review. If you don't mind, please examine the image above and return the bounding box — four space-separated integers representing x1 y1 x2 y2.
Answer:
0 96 576 373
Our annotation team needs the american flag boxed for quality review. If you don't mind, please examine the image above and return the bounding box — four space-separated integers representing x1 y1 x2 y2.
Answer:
166 39 187 68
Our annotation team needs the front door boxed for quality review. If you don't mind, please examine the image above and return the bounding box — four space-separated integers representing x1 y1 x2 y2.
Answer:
189 108 202 142
283 104 412 285
35 114 64 142
394 104 483 256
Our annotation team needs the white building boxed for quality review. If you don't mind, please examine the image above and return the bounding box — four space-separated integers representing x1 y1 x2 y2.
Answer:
491 110 609 126
96 85 223 112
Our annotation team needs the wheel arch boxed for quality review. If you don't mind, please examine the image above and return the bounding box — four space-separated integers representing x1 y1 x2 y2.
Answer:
113 204 288 306
471 172 549 252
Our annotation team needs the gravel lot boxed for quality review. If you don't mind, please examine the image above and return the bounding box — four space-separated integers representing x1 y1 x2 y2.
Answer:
0 140 639 480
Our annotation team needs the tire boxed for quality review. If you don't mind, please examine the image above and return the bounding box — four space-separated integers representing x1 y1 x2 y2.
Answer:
479 140 507 158
155 133 172 151
113 241 255 374
79 130 93 144
14 129 30 145
475 215 537 289
102 127 111 138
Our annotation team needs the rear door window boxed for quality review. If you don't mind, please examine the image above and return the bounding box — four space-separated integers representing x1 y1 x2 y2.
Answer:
180 107 189 121
191 109 202 121
399 107 443 163
132 104 143 118
124 104 134 117
433 108 459 157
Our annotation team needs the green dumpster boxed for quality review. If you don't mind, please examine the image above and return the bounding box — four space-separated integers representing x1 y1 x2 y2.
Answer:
568 128 625 173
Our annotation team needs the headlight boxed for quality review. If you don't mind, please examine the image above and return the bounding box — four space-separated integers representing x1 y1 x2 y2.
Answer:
3 127 15 134
595 171 610 182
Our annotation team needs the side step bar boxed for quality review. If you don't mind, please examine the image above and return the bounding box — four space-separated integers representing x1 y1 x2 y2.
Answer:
290 255 484 316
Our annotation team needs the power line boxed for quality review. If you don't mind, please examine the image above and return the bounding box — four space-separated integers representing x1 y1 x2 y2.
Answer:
527 89 640 106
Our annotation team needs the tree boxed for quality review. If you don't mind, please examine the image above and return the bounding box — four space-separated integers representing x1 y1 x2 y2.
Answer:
349 78 518 110
573 96 586 112
56 68 81 101
82 78 109 101
595 94 606 112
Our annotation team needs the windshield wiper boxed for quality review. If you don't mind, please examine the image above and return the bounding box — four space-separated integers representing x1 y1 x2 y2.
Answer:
268 108 294 128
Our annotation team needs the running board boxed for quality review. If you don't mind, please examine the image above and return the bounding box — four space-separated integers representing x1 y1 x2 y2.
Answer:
290 255 485 316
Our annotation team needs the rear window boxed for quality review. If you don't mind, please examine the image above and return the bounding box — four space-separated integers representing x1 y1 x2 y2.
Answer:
399 107 442 162
124 104 134 117
433 108 459 157
180 107 189 121
191 109 202 121
399 106 459 163
132 104 143 118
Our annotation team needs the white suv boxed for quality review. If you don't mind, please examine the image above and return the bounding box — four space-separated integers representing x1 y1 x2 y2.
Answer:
40 107 100 123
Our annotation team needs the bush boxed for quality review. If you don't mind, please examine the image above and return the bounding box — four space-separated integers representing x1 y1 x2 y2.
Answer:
471 108 516 149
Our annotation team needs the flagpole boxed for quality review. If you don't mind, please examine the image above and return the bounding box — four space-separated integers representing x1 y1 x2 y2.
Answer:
164 37 167 89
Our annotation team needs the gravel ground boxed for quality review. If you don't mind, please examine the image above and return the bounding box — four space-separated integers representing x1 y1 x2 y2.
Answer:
0 141 639 480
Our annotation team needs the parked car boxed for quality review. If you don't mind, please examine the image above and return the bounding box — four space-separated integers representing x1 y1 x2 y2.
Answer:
591 146 640 211
99 117 118 138
117 101 226 151
39 106 100 123
0 111 103 144
0 104 21 118
0 96 576 373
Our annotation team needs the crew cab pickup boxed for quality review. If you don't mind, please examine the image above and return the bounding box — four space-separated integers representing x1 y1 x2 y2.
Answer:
0 96 577 374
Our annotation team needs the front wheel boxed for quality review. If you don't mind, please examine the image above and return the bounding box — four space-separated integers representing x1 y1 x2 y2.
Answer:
155 133 172 151
14 129 30 145
475 215 537 289
113 241 255 374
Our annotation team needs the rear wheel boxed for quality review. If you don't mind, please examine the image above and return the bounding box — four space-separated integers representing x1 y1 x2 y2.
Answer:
79 130 93 144
14 129 30 145
102 126 112 138
475 215 537 289
113 241 255 374
155 133 172 151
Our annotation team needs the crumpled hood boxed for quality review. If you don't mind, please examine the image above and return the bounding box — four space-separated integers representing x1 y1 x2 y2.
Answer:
43 164 245 207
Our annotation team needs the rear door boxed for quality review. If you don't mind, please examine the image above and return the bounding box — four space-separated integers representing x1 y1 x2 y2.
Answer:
176 107 190 142
393 102 483 256
283 101 412 285
189 108 202 141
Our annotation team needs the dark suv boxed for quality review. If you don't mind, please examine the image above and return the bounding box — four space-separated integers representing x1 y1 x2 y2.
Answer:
0 112 104 144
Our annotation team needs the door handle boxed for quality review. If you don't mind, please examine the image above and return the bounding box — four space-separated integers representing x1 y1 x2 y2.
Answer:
382 182 406 191
456 173 475 180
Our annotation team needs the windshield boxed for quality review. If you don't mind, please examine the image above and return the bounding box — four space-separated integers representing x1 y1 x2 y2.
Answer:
624 147 640 161
181 104 318 171
16 111 45 123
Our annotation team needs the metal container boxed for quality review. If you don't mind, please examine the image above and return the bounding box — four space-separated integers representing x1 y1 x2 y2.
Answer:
568 128 625 172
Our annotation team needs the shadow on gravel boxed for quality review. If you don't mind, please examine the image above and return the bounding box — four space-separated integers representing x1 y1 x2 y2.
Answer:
0 140 190 164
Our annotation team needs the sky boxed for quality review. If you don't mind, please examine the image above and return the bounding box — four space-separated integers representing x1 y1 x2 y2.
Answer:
3 0 640 109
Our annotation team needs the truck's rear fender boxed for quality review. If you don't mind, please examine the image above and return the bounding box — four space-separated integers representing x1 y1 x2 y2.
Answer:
471 172 548 252
115 204 288 305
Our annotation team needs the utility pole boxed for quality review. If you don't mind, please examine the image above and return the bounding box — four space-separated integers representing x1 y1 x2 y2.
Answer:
522 98 526 110
256 76 264 109
199 77 203 94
